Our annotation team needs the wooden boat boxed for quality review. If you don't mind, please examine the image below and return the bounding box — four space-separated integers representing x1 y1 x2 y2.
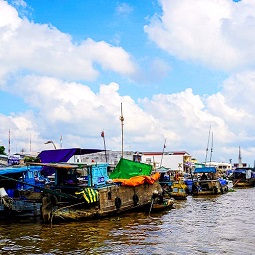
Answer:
0 165 47 219
33 156 164 223
191 167 228 196
149 191 174 212
170 181 188 200
232 167 255 187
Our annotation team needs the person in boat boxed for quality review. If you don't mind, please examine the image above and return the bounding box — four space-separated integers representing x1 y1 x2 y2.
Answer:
201 173 208 180
152 190 164 204
174 172 180 181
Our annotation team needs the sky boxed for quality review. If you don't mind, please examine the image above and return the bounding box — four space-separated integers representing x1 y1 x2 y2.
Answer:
0 0 255 166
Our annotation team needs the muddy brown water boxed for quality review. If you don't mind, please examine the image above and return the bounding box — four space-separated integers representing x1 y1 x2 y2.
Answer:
0 187 254 255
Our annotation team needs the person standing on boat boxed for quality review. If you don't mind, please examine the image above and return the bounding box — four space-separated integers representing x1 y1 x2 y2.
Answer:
201 173 207 180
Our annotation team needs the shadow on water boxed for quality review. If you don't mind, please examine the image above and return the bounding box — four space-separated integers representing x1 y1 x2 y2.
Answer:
0 188 254 255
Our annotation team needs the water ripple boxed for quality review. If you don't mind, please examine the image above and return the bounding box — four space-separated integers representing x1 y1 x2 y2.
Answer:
0 188 254 254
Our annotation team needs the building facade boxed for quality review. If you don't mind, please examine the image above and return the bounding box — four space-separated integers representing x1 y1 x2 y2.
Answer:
73 150 193 173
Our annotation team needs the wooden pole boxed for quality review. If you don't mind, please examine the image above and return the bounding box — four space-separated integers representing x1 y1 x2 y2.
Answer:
160 138 166 167
120 103 124 158
101 131 107 162
205 125 211 164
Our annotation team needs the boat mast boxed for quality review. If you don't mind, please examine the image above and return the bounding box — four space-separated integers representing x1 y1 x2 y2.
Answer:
160 138 166 167
205 125 211 164
209 132 213 165
8 129 11 156
101 131 108 162
238 146 242 167
30 134 32 152
120 102 124 158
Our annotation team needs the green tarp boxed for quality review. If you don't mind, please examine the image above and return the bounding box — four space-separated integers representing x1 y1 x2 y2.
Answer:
109 158 152 179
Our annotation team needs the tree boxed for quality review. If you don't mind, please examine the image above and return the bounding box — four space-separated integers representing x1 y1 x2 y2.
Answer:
0 146 6 155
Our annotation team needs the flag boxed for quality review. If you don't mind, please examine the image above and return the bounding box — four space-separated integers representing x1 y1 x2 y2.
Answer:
101 131 104 138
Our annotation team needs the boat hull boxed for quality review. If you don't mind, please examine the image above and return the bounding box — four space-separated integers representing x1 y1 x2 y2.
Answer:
43 181 163 223
192 180 228 196
150 198 174 212
233 179 255 187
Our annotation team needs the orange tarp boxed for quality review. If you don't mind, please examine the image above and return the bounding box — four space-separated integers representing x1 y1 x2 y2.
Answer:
144 172 161 184
112 172 160 187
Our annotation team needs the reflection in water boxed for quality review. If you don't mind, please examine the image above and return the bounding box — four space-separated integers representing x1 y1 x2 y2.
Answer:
0 188 254 255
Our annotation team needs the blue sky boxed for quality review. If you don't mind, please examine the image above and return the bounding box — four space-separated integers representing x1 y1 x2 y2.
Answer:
1 0 255 166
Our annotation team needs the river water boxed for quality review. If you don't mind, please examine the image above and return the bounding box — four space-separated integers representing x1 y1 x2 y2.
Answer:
0 187 254 255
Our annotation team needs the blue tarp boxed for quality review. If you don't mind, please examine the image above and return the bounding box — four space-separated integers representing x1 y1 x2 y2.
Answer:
233 168 254 173
0 166 28 175
0 166 43 175
193 167 217 173
219 179 228 186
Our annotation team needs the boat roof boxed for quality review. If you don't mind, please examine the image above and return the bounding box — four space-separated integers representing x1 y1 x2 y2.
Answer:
27 162 79 169
0 165 42 175
156 166 170 173
193 167 217 173
233 167 255 173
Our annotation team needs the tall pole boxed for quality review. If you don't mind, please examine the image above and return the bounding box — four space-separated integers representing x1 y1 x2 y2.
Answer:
60 135 63 148
209 132 213 165
120 102 124 158
101 131 107 162
205 125 211 164
8 129 11 156
238 146 242 167
30 134 32 152
160 138 166 167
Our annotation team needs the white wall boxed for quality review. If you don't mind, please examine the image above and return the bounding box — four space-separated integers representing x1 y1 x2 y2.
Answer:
141 154 184 171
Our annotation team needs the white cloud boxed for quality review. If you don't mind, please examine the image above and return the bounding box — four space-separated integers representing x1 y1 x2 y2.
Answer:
0 1 136 84
115 3 134 16
1 72 255 163
145 0 255 71
1 0 255 165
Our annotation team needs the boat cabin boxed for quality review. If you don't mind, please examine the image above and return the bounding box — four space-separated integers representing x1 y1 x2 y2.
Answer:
232 167 255 187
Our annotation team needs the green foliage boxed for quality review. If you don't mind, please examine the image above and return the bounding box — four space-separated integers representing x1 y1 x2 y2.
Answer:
24 156 41 163
0 146 6 155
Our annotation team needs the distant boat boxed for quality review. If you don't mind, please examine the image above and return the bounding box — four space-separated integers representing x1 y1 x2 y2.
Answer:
232 167 255 187
170 181 188 200
0 165 47 219
191 167 228 196
149 190 174 212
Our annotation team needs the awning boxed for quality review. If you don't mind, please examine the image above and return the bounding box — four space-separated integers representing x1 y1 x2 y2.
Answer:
38 148 104 163
0 166 29 175
193 167 216 173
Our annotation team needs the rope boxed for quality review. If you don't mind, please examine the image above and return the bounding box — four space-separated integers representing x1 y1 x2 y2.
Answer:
50 201 87 226
233 178 241 187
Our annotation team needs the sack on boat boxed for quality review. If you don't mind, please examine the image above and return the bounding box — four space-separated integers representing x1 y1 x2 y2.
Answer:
0 187 8 198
